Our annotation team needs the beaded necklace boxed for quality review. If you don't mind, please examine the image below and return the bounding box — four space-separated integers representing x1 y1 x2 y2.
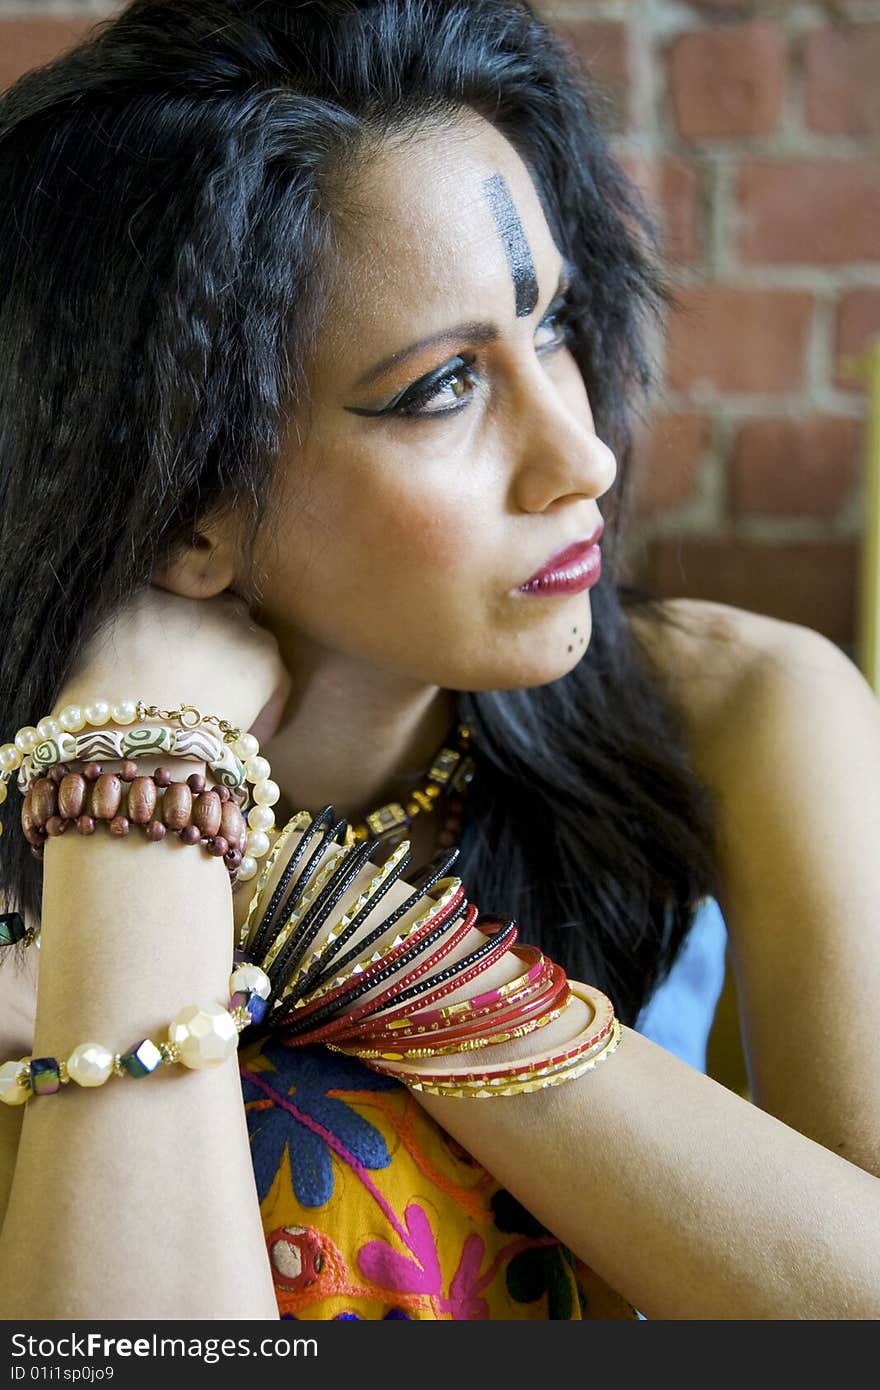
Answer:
342 719 475 852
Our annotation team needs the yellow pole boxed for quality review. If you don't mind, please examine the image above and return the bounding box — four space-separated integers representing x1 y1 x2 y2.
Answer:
839 335 880 696
860 339 880 696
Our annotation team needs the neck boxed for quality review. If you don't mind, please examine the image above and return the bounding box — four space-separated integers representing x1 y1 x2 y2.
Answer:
252 630 457 831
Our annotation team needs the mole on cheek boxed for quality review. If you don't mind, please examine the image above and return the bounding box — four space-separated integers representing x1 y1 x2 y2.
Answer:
482 173 539 318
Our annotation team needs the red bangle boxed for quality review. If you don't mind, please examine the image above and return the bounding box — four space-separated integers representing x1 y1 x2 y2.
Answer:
384 948 553 1036
349 973 568 1056
291 903 483 1047
407 946 547 1027
375 982 617 1087
275 882 469 1032
344 958 570 1057
326 913 521 1048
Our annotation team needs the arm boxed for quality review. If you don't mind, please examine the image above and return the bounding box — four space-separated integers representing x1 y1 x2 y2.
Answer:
0 796 502 1320
385 620 880 1319
0 788 279 1320
0 588 294 1318
230 800 880 1319
688 621 880 1178
409 1015 880 1320
0 935 37 1231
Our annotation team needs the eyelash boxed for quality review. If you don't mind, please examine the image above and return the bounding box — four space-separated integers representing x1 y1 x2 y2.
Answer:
390 297 579 420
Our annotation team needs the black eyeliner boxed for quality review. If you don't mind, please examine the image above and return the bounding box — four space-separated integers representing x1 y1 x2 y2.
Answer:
345 288 575 420
345 355 473 418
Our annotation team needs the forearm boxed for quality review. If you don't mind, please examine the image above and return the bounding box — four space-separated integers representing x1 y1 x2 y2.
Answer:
327 837 880 1320
0 823 278 1320
410 1016 880 1320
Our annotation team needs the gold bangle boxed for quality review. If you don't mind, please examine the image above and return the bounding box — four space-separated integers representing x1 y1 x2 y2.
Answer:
398 1017 623 1098
369 979 611 1081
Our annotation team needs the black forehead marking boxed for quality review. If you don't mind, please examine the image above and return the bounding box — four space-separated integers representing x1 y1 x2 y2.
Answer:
482 173 539 318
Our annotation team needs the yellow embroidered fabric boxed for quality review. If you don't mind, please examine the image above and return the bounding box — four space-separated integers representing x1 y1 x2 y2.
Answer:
239 1034 637 1320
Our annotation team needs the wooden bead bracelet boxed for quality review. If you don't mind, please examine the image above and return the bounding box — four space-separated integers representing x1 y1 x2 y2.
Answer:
21 763 248 882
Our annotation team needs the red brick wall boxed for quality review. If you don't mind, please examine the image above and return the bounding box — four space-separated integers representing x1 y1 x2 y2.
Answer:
1 1 877 648
536 0 879 652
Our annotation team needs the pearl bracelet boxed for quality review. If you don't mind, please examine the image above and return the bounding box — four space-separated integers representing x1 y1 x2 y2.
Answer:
0 699 279 883
0 962 272 1105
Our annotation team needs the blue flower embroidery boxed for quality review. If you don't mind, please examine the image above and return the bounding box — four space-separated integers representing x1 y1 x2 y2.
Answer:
240 1040 401 1208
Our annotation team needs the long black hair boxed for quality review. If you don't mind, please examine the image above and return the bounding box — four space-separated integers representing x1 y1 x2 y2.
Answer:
0 0 722 1025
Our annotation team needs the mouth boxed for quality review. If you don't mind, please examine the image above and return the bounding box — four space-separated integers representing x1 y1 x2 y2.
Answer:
516 521 605 595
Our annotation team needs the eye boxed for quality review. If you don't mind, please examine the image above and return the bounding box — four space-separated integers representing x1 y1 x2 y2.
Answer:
536 295 578 353
390 291 580 421
392 355 480 418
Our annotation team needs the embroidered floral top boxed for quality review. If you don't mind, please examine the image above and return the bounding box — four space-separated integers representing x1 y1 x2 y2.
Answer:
239 1035 638 1320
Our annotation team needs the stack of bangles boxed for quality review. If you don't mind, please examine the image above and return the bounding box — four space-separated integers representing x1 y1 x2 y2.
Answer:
0 702 621 1108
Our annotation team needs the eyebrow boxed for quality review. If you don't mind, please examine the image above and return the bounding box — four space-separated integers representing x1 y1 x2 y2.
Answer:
349 256 575 393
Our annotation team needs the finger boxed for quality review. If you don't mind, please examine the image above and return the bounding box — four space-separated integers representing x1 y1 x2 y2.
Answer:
248 671 291 743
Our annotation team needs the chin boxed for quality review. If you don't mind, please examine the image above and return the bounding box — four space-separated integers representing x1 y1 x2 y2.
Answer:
517 649 590 689
510 614 595 687
450 643 592 693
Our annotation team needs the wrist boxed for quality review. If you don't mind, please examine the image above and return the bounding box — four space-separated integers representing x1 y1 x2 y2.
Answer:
38 825 233 968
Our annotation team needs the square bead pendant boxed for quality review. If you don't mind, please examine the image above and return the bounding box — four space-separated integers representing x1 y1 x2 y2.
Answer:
428 748 461 786
366 803 409 836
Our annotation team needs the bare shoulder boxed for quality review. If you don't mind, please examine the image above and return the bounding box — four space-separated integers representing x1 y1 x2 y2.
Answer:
627 596 844 775
627 595 791 718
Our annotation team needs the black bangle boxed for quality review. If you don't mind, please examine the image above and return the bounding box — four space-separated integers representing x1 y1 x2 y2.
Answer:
241 811 468 1041
350 916 519 1021
274 894 472 1038
288 836 415 1001
247 806 343 961
265 834 381 1005
305 843 463 995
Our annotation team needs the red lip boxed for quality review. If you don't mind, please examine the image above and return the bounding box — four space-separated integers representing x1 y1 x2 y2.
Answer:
519 522 605 589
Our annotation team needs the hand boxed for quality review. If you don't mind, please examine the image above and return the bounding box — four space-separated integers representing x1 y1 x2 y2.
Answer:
52 587 290 743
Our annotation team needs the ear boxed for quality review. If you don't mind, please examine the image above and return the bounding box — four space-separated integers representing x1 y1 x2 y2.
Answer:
152 516 241 600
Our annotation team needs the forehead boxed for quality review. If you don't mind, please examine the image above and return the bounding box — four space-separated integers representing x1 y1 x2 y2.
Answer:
322 114 561 337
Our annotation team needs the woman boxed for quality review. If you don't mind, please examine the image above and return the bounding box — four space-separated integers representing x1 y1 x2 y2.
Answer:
0 0 878 1321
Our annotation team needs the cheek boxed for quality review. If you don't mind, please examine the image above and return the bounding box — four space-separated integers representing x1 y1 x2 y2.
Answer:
384 496 472 571
348 475 476 575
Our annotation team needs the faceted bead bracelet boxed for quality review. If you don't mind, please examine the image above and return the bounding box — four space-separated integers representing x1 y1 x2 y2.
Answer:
0 963 272 1106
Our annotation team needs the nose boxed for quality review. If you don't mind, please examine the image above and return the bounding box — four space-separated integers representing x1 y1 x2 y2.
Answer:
509 357 617 514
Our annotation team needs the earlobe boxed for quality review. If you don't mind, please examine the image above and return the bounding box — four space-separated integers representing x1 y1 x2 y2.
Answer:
151 532 238 600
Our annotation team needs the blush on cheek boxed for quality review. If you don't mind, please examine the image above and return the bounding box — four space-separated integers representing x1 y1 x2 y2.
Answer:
383 497 471 572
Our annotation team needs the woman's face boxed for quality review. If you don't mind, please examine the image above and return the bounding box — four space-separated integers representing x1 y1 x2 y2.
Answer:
251 111 617 692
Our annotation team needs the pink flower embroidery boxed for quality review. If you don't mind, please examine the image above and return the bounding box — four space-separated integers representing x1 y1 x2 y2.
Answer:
358 1202 489 1319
